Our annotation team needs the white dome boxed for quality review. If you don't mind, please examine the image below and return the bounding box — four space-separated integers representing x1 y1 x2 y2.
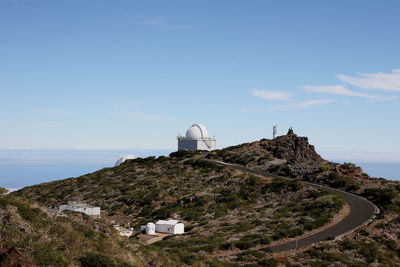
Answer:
185 124 209 140
114 155 138 166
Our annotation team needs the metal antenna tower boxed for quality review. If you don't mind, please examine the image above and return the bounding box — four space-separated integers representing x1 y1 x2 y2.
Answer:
273 125 277 139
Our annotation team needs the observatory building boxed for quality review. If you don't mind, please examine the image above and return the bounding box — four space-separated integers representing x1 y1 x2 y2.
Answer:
177 124 216 151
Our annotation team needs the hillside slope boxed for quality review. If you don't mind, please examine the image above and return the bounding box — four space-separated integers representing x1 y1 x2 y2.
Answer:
0 193 138 266
9 131 400 266
209 130 400 266
12 151 346 266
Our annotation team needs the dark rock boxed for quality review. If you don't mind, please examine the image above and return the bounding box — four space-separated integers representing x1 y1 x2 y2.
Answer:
260 133 323 163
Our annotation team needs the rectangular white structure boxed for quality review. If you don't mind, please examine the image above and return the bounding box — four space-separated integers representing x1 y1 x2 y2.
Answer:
115 227 133 237
155 220 184 234
177 138 216 151
59 202 100 216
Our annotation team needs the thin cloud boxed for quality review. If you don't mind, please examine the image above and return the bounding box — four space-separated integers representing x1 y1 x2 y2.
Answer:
34 110 78 116
303 84 394 100
130 16 192 30
271 99 334 110
338 69 400 92
251 89 292 101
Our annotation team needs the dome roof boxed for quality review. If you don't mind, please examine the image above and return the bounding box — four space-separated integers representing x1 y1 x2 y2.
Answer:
185 124 209 140
114 154 138 166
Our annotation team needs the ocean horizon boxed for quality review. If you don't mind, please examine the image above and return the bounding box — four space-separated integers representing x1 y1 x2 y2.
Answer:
0 149 398 191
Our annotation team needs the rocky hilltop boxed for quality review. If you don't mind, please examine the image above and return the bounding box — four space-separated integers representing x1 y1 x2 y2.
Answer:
2 131 400 266
261 129 323 163
209 128 323 166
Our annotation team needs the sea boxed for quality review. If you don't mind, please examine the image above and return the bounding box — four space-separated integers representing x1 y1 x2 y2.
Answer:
0 149 398 191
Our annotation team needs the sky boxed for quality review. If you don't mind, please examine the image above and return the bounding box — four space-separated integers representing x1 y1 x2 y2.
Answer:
1 0 400 163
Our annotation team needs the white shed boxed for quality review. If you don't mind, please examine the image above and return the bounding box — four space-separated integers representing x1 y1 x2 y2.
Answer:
155 220 184 234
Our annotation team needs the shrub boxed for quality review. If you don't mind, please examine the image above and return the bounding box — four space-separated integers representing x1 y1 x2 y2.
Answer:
169 150 195 158
362 188 395 207
317 165 330 173
0 187 8 195
77 253 117 267
263 179 303 193
327 173 351 188
216 190 242 209
346 184 360 191
257 258 278 266
33 243 68 267
358 242 380 263
237 250 264 262
234 240 257 250
189 160 222 170
267 165 281 173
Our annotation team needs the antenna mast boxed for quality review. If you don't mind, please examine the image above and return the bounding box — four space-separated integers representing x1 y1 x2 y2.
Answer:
273 125 277 139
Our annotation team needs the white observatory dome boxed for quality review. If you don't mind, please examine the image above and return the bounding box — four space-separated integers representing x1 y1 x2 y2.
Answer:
114 155 138 166
185 124 209 140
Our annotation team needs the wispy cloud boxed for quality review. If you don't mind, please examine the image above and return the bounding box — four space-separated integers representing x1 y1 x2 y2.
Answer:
251 89 291 101
337 69 400 92
249 69 399 112
271 99 334 110
303 84 395 100
34 110 78 116
130 16 192 30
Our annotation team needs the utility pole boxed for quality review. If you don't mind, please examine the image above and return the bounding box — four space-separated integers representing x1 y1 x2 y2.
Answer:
273 125 277 139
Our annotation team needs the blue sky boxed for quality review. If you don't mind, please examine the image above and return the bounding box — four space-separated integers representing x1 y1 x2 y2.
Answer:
1 0 400 162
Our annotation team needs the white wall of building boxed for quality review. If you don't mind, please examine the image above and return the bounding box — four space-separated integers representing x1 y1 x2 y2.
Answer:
155 220 184 234
178 139 216 151
59 204 100 216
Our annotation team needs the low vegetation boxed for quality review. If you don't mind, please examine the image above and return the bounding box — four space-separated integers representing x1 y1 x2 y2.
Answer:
11 153 345 265
5 132 400 266
0 193 136 266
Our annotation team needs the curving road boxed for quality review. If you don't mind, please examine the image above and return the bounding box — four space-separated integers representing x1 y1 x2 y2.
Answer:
211 160 379 253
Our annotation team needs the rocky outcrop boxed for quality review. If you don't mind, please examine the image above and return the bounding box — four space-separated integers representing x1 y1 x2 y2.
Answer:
260 130 323 163
210 129 324 167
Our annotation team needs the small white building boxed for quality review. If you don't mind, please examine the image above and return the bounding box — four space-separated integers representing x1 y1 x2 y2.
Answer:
113 225 133 237
141 220 184 235
155 220 184 234
177 124 216 152
59 202 100 217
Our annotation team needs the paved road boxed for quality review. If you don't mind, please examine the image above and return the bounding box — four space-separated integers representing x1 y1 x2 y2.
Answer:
211 160 379 253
